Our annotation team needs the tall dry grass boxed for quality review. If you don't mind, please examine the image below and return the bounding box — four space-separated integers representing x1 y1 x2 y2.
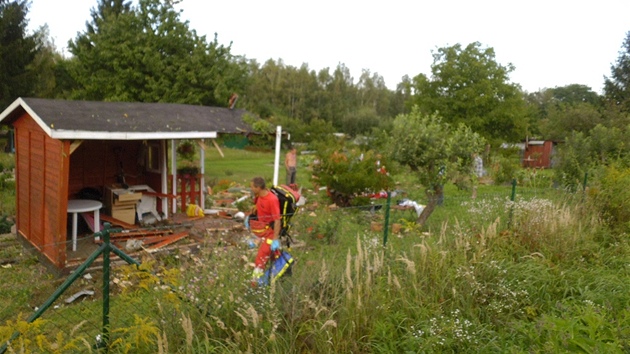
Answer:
2 194 628 353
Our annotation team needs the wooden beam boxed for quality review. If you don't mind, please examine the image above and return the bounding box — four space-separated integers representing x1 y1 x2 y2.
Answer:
211 139 224 158
69 140 83 155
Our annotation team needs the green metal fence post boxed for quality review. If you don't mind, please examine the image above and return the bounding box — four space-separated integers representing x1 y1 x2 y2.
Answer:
583 172 588 192
102 223 111 349
508 178 517 228
383 191 391 246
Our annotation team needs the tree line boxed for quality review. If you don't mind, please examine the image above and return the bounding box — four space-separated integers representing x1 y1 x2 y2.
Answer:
2 0 630 153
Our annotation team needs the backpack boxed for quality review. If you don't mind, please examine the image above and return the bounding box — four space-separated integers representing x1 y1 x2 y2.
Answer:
270 184 301 247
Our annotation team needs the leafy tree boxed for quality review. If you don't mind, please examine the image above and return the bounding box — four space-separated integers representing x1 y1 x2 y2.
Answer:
244 60 322 121
0 0 39 108
269 115 334 144
243 60 404 138
554 131 593 190
243 58 285 118
409 42 528 145
548 84 602 106
525 85 602 139
340 106 380 136
539 102 604 141
320 64 358 129
604 31 630 111
389 106 485 225
29 25 68 99
588 124 628 164
357 69 392 118
552 123 630 191
67 0 245 105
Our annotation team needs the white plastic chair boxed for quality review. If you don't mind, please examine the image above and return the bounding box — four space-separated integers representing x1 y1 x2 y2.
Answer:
128 185 161 224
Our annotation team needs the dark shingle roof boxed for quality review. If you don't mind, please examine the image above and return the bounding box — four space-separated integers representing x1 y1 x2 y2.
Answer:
0 98 255 140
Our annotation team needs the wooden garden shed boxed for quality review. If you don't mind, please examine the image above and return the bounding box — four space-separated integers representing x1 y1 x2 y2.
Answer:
523 140 557 169
0 97 253 269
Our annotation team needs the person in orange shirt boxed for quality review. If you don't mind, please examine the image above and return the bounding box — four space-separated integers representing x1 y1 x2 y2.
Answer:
249 176 281 285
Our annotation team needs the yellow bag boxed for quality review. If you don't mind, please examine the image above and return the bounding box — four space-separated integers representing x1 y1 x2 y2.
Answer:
186 204 204 217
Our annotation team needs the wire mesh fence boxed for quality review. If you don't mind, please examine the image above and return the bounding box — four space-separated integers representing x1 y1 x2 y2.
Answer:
1 177 589 351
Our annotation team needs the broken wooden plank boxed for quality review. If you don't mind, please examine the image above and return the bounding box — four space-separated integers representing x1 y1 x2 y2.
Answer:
135 235 172 246
110 229 172 238
146 231 189 250
100 214 136 229
97 234 169 245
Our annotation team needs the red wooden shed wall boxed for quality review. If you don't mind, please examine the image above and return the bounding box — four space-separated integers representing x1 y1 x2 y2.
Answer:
523 141 554 168
14 113 69 268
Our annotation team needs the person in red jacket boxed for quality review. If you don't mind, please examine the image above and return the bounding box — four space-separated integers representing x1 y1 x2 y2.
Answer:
249 176 281 285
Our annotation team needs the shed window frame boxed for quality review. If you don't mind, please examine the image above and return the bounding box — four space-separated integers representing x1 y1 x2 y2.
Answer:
146 142 161 173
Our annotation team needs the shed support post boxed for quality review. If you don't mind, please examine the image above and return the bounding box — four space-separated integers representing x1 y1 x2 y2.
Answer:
171 139 177 214
160 140 168 219
199 139 205 209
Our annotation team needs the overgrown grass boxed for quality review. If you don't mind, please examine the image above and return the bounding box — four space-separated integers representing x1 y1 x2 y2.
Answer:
2 150 630 353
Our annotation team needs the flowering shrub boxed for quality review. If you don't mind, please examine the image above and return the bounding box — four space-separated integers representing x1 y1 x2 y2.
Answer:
313 147 394 207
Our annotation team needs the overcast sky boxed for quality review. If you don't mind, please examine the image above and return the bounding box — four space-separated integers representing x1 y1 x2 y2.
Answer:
27 0 630 94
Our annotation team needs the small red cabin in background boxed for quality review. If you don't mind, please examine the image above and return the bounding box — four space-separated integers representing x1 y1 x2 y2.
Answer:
523 140 557 169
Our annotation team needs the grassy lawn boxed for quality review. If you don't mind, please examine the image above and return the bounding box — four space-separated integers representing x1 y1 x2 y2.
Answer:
203 147 313 188
1 148 629 353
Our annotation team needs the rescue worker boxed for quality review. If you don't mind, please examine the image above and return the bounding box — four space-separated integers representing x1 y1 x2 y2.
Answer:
248 176 281 286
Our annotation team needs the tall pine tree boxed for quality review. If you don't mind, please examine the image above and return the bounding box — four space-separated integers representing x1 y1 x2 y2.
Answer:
67 0 245 105
604 31 630 112
0 0 39 108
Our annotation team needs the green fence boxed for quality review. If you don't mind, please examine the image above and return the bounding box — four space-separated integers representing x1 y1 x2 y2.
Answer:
0 224 139 353
380 173 588 246
0 172 590 351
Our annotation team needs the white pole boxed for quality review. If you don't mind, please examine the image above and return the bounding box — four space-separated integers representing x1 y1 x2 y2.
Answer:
199 139 205 207
171 139 177 214
160 140 168 219
273 126 282 186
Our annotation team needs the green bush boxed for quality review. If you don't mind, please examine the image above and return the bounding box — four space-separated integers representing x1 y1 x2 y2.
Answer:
590 164 630 231
554 131 592 191
493 148 521 185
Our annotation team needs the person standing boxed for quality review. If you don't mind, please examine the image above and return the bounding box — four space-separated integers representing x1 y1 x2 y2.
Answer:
285 146 297 186
473 153 484 178
472 153 483 199
249 177 281 285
